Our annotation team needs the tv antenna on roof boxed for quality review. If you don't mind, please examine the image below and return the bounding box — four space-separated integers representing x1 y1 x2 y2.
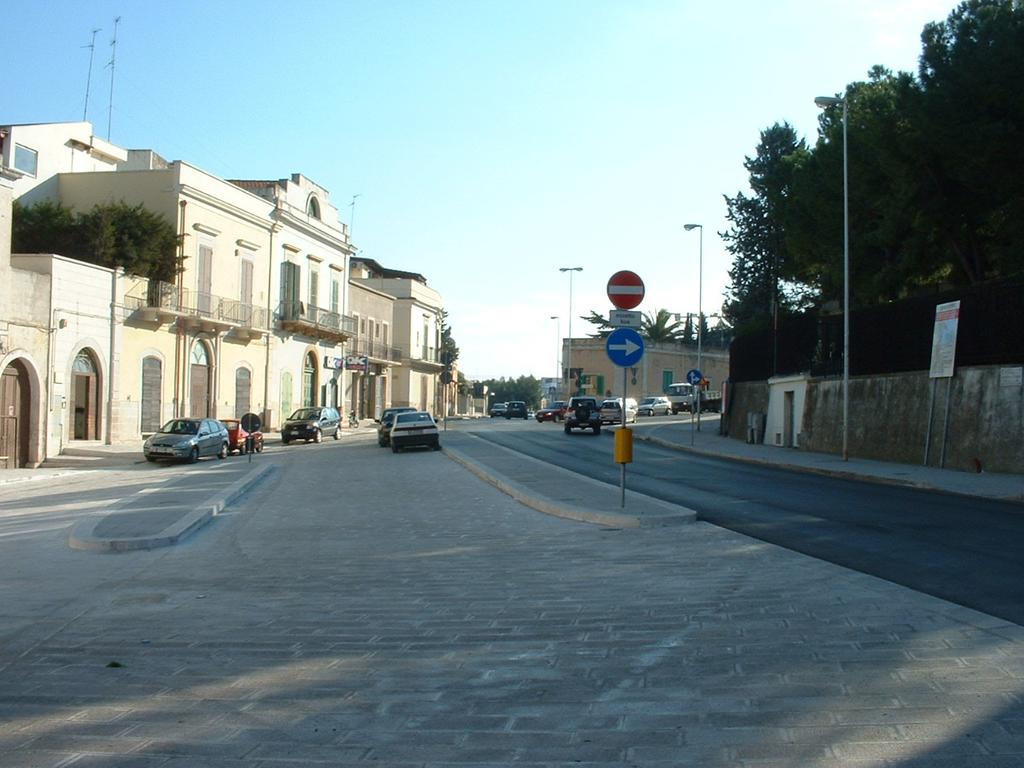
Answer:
106 16 121 140
82 28 101 122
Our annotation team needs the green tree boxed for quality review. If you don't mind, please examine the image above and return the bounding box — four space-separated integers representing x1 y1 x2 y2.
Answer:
641 308 683 342
480 375 543 408
720 123 808 332
582 310 613 338
439 309 460 366
13 200 178 281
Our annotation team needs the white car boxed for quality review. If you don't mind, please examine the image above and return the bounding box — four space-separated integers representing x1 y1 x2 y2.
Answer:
600 398 638 424
638 396 672 416
390 411 441 453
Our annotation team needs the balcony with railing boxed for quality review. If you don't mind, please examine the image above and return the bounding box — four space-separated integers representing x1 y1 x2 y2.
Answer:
124 280 269 339
350 338 403 365
277 301 356 343
405 344 444 371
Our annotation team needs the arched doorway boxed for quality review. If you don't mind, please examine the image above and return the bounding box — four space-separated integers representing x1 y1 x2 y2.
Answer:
302 352 318 407
71 349 101 440
0 360 31 468
189 341 212 417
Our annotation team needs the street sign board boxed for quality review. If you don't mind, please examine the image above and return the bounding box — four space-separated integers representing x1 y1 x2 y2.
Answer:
609 309 642 328
686 368 703 385
929 300 960 379
607 270 645 310
345 355 369 372
606 327 645 367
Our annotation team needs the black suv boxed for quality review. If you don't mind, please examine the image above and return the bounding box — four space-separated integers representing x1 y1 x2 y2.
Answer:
504 401 528 419
281 407 341 444
563 396 602 435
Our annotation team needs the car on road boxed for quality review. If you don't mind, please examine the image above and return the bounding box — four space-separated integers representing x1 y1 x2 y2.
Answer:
637 396 672 417
221 418 264 454
376 406 418 447
535 401 567 422
504 401 529 419
600 397 639 425
390 411 441 452
143 418 230 463
564 396 602 435
489 402 507 417
281 407 341 444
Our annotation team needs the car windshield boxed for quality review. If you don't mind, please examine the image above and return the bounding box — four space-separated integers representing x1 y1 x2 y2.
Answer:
161 419 199 435
395 412 434 425
288 408 320 420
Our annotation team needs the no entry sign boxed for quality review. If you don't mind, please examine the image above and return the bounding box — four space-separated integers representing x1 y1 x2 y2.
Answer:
607 270 645 310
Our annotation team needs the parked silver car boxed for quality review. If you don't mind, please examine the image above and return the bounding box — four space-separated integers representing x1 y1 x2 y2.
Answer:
143 418 229 463
390 411 441 453
638 396 672 416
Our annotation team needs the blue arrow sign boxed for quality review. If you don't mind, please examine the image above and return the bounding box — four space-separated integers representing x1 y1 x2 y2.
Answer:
606 327 645 367
686 368 703 385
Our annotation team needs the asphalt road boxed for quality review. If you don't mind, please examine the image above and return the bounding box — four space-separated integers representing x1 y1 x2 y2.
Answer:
458 418 1024 626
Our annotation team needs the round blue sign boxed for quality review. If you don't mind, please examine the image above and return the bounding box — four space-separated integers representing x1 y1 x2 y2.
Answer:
606 327 645 367
686 368 703 385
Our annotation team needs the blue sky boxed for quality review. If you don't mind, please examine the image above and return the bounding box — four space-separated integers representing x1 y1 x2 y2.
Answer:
7 0 956 380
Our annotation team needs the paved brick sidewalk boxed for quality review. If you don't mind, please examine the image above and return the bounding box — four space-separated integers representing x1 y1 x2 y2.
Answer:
1 439 1022 766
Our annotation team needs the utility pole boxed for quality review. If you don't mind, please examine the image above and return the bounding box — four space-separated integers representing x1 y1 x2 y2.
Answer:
82 28 101 122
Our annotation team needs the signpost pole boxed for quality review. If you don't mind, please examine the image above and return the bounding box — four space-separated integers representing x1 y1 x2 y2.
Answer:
621 364 627 508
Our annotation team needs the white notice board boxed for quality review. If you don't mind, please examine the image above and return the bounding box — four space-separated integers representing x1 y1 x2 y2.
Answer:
929 300 960 379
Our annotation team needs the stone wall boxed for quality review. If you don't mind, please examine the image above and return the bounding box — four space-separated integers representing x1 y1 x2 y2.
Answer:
727 367 1024 474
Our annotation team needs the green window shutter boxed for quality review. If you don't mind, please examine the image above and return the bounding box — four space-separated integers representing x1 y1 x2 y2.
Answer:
662 369 674 393
596 375 605 396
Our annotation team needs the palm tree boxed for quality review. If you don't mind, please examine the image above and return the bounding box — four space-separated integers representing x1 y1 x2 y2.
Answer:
642 308 683 343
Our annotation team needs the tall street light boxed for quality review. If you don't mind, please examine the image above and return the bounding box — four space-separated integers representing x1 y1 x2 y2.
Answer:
815 94 850 462
549 315 561 399
559 267 583 396
683 224 703 431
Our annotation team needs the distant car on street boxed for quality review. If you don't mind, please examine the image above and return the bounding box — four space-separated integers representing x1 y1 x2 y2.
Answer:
221 418 264 454
376 406 418 447
489 402 507 417
390 411 441 453
535 401 567 422
281 407 341 444
600 398 639 425
564 396 602 435
504 401 529 419
143 418 229 463
637 396 672 416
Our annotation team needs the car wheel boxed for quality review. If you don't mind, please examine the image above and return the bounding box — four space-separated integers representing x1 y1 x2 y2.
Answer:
256 441 264 453
333 428 340 440
564 424 571 434
313 428 322 444
282 437 290 445
593 424 601 435
188 446 199 464
145 455 158 463
217 442 228 460
392 444 400 453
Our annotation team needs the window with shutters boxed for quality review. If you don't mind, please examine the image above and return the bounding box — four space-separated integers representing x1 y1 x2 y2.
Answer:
309 266 319 309
235 367 251 417
280 261 300 318
662 369 674 393
140 357 162 433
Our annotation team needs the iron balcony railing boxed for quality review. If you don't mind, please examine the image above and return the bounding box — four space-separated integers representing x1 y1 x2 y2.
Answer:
351 338 403 363
277 301 356 338
124 280 268 330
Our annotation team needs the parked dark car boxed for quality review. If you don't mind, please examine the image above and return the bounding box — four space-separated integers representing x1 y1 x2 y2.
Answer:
504 401 529 419
143 418 229 463
281 407 341 444
390 411 441 452
377 406 418 447
489 402 507 417
221 418 264 454
535 401 568 422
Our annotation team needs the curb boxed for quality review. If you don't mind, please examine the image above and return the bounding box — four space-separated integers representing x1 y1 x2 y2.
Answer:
443 439 696 529
68 464 275 552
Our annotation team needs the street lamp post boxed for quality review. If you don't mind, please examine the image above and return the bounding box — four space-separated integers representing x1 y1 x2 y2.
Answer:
683 224 703 432
559 267 582 396
550 315 561 399
815 94 850 462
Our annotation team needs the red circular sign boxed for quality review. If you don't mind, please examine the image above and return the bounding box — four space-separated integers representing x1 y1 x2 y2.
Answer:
607 270 645 310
